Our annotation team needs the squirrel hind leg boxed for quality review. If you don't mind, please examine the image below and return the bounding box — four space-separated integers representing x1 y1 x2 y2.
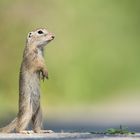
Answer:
32 106 43 133
32 107 53 133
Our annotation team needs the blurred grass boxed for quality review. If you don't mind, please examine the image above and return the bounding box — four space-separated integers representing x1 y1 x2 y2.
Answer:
0 0 140 115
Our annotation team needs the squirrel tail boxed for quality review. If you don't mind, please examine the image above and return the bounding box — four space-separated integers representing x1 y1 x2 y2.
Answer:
0 117 17 133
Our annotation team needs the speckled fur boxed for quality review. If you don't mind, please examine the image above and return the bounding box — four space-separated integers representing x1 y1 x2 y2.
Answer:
0 28 54 133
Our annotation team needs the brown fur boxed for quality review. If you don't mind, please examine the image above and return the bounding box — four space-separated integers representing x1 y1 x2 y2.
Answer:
0 28 54 133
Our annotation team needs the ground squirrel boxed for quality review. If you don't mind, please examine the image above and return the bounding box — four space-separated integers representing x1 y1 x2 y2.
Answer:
0 28 55 133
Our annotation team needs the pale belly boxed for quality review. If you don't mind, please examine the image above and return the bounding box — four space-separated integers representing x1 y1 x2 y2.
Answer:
19 71 41 114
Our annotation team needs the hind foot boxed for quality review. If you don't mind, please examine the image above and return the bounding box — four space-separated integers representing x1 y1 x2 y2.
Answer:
18 130 34 134
34 129 54 133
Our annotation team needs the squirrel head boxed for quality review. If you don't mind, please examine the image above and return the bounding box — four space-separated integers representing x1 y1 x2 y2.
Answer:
26 28 55 48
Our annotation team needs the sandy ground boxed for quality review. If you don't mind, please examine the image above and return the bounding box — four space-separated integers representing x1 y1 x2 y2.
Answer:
0 133 140 140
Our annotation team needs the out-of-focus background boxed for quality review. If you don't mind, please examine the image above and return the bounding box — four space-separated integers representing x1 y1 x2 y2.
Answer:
0 0 140 132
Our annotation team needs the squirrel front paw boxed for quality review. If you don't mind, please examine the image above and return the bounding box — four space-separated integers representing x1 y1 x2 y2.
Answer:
40 69 48 81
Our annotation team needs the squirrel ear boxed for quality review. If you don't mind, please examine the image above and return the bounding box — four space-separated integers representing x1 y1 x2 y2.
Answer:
28 32 32 38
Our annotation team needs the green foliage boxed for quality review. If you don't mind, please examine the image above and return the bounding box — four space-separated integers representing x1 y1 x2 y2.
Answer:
90 125 135 135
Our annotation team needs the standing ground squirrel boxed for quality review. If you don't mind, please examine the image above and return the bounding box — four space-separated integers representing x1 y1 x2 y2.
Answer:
0 28 55 133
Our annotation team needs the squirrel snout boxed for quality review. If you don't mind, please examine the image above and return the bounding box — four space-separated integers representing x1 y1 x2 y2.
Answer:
51 35 55 39
48 32 55 40
50 34 55 40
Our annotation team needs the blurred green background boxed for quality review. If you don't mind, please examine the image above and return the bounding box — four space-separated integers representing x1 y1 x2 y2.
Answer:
0 0 140 128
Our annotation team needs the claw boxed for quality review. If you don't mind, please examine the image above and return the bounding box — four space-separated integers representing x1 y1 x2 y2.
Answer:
42 76 45 82
39 69 48 81
46 75 49 80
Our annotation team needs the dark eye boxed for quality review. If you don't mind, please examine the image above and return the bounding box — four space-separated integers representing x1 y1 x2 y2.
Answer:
38 30 43 34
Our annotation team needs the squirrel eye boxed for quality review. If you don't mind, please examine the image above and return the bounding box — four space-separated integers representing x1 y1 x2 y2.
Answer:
38 30 43 34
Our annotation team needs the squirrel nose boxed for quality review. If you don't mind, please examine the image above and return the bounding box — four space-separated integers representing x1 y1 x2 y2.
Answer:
48 32 55 40
51 35 55 39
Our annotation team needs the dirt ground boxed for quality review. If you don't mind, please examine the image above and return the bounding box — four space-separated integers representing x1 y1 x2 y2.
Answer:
0 132 140 140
